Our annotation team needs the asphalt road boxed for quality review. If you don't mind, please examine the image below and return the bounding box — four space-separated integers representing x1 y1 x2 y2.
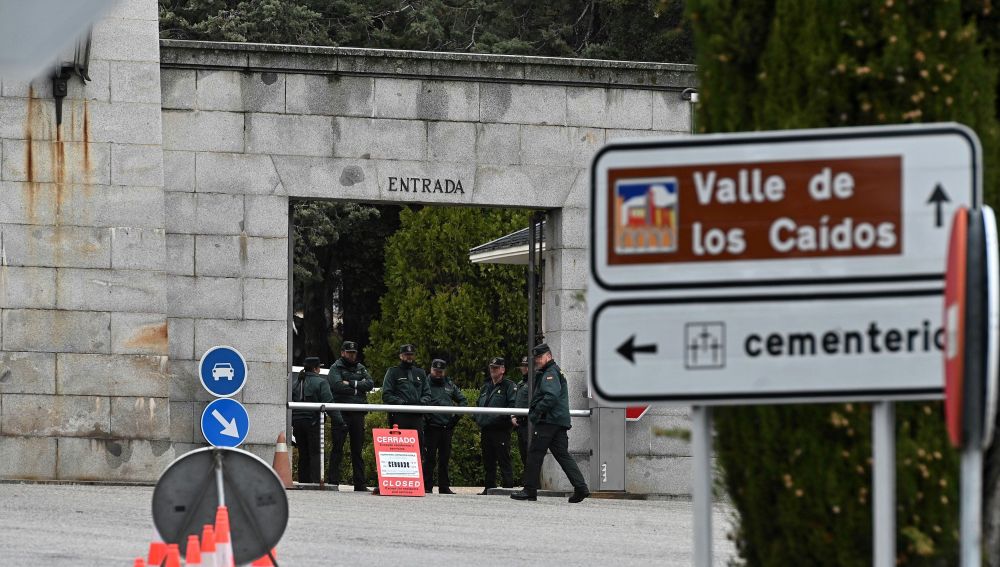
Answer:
0 483 736 566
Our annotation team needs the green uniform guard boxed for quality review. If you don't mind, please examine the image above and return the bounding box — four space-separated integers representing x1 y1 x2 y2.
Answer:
511 344 590 503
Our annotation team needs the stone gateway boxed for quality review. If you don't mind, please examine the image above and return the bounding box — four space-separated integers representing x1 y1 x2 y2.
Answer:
0 0 696 494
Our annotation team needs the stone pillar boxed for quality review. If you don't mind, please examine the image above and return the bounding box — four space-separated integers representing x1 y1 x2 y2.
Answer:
160 64 290 465
0 0 172 481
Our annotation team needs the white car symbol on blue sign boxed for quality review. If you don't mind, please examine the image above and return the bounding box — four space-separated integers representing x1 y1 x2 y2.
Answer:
201 398 250 447
199 346 247 397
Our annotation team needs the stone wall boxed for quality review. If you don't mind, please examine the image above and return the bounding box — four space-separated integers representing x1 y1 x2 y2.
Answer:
0 0 173 480
158 40 696 492
0 9 699 490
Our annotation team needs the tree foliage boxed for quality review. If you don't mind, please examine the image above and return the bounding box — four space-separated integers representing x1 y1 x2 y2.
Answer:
365 207 531 388
688 0 1000 564
291 202 399 363
160 0 694 62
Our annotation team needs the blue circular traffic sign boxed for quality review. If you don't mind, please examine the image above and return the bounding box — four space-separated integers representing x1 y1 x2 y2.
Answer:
199 345 247 398
201 398 250 447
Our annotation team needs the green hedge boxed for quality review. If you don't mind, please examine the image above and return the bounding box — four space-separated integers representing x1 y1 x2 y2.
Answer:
294 389 524 487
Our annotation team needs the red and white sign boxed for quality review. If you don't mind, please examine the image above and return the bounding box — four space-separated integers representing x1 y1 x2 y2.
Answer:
944 208 969 448
372 428 424 497
625 406 649 421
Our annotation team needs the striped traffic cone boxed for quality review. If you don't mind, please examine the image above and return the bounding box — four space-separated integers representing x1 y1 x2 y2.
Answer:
201 524 218 567
272 432 293 488
185 534 202 565
214 506 235 567
250 549 277 566
164 543 181 567
147 541 166 566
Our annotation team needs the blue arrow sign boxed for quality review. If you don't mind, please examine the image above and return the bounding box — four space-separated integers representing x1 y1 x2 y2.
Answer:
199 345 248 398
201 398 250 448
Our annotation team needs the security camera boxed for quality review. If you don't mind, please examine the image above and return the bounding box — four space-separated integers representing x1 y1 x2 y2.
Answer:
681 88 699 103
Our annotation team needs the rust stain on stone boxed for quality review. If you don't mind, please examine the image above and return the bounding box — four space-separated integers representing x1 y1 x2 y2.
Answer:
25 88 37 223
124 323 169 352
83 100 91 171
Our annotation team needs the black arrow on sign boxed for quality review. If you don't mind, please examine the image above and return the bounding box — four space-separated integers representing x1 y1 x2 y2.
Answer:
617 335 657 364
927 183 950 228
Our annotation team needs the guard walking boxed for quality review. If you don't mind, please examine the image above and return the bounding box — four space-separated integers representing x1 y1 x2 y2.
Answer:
328 341 375 491
511 344 590 503
475 357 516 493
290 357 342 484
423 359 467 494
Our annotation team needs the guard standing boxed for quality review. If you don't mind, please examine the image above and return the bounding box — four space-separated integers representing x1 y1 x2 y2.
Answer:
423 359 467 494
290 357 340 484
381 343 432 451
511 344 591 503
475 357 516 493
328 341 375 491
512 356 530 480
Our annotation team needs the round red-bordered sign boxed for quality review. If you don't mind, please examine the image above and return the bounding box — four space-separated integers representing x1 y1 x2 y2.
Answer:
944 207 968 448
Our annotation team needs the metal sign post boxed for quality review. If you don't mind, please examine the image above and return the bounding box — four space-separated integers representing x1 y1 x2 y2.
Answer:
872 401 895 567
691 405 713 567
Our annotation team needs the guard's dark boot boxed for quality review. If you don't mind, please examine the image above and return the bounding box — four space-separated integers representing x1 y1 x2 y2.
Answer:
568 488 590 503
439 487 456 494
371 487 380 495
425 486 433 493
478 487 493 495
510 489 537 501
354 486 371 492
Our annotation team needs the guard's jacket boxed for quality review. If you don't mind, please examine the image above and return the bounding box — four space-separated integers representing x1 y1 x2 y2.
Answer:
529 360 571 429
425 376 468 428
329 358 375 405
513 377 530 425
475 377 516 429
291 370 343 426
382 362 432 406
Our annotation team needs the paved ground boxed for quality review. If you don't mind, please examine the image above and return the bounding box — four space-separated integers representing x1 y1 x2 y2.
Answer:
0 483 737 566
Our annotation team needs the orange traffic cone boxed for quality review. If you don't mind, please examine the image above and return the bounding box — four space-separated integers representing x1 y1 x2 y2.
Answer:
201 524 217 567
185 534 203 565
272 432 293 488
215 506 235 567
250 549 277 566
164 543 181 567
147 541 166 566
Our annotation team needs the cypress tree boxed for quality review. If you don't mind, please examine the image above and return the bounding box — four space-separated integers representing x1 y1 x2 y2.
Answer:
687 0 999 564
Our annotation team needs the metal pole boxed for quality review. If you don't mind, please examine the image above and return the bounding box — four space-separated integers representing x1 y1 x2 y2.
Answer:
527 213 538 441
872 401 895 567
960 446 982 567
692 405 712 567
214 450 226 507
288 401 590 417
318 406 326 488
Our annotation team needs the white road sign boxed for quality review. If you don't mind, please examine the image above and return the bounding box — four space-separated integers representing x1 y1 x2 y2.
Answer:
592 291 945 403
588 123 981 404
590 124 980 292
